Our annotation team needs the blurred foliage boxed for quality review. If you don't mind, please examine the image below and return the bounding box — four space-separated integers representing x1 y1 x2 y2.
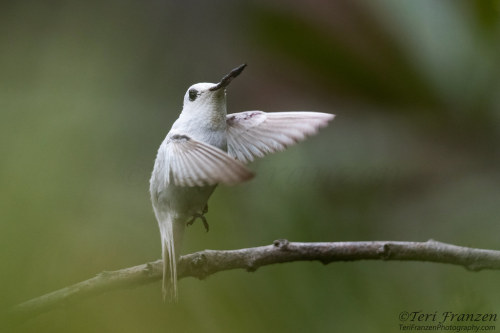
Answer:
1 0 500 332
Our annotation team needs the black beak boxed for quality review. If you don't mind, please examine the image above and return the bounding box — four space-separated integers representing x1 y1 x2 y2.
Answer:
209 64 247 91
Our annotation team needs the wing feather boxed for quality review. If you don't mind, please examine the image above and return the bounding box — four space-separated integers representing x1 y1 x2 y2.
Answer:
165 134 254 187
226 111 334 163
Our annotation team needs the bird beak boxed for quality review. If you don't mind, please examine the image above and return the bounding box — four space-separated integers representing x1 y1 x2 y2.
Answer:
209 64 247 91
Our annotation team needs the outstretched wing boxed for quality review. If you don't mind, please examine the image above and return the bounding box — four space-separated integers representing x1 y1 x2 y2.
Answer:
226 111 334 163
163 134 254 187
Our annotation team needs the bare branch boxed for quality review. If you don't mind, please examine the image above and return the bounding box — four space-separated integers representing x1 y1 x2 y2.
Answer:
7 239 500 324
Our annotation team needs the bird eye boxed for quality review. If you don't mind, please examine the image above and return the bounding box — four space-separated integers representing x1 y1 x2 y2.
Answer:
188 89 198 101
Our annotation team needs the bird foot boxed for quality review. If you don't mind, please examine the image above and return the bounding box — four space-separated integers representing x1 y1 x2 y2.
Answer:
186 213 209 232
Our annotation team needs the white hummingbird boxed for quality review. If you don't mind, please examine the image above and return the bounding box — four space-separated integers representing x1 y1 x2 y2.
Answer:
149 64 334 301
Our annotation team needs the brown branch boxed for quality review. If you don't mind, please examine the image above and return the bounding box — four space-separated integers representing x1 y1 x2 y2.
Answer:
7 239 500 324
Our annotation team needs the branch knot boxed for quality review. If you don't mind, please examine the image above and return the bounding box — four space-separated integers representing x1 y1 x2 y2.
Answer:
144 263 153 276
273 239 290 250
378 243 392 260
191 253 207 268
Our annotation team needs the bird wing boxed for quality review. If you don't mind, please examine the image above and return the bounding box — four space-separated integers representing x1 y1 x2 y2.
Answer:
226 111 334 163
165 134 254 187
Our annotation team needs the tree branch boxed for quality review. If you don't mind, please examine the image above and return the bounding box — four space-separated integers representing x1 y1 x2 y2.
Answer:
8 239 500 323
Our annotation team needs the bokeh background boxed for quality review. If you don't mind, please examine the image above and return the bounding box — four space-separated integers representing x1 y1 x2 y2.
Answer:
1 0 500 332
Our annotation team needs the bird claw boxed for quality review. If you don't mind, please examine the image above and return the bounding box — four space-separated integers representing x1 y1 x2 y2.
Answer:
186 213 209 232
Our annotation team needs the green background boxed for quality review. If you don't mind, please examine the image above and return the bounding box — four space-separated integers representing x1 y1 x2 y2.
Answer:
1 0 499 332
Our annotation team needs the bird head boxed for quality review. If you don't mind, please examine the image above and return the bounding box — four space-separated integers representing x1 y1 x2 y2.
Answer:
182 64 246 111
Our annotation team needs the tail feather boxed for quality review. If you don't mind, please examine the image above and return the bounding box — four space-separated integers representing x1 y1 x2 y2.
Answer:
159 221 177 301
157 213 185 302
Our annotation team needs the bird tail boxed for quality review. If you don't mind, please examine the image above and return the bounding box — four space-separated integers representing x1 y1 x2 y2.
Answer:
157 212 185 302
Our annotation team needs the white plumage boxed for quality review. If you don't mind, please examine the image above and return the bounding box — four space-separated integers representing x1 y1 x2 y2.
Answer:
227 111 334 163
149 64 334 301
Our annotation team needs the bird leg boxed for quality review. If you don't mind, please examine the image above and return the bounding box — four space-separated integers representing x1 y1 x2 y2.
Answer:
186 214 209 232
186 205 209 232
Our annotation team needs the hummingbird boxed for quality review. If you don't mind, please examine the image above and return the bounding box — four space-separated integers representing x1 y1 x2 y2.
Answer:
149 64 334 301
